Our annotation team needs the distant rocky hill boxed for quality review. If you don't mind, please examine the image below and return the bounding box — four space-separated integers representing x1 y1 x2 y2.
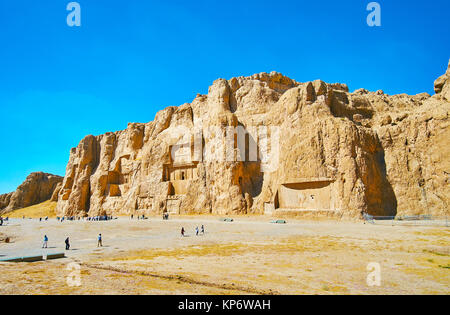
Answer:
56 60 449 219
0 172 63 215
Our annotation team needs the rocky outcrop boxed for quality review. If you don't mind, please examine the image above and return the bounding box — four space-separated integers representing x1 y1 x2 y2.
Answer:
50 182 62 202
0 193 13 210
56 60 450 218
434 59 450 101
0 173 63 214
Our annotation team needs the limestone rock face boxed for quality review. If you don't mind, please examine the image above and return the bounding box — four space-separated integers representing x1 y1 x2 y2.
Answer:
0 173 63 214
434 59 450 100
51 182 62 202
56 63 450 218
0 193 13 210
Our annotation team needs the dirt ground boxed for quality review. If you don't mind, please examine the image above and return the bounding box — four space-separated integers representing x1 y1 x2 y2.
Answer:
0 216 448 295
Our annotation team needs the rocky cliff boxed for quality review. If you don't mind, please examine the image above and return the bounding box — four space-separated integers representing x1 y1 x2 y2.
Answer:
56 61 450 218
0 172 63 215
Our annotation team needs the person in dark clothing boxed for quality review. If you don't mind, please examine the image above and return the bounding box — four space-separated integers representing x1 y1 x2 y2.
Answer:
42 235 48 248
65 237 70 250
97 234 102 247
181 227 185 237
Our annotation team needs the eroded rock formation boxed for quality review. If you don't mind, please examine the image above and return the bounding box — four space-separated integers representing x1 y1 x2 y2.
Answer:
56 61 450 218
0 172 63 214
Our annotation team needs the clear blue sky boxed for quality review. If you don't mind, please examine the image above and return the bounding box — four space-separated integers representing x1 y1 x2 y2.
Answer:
0 0 449 194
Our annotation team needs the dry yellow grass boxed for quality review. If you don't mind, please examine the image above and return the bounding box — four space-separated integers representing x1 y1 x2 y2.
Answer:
0 217 448 294
99 233 449 295
111 236 352 262
6 201 57 219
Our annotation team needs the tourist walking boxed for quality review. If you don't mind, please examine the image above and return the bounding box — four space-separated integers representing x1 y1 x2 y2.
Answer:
181 227 185 237
42 235 48 248
201 225 205 235
196 227 199 236
65 237 70 250
97 234 103 247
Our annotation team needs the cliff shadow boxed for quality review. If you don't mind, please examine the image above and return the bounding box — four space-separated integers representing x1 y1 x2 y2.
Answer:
374 149 398 217
238 125 264 198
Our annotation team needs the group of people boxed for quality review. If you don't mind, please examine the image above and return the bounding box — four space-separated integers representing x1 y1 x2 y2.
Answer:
89 216 114 221
55 216 115 222
41 234 103 250
36 217 207 252
130 214 171 220
57 216 79 222
130 214 148 220
21 216 48 221
181 225 205 237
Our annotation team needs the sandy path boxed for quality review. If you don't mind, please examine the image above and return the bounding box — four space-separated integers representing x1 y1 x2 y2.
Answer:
0 216 448 295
